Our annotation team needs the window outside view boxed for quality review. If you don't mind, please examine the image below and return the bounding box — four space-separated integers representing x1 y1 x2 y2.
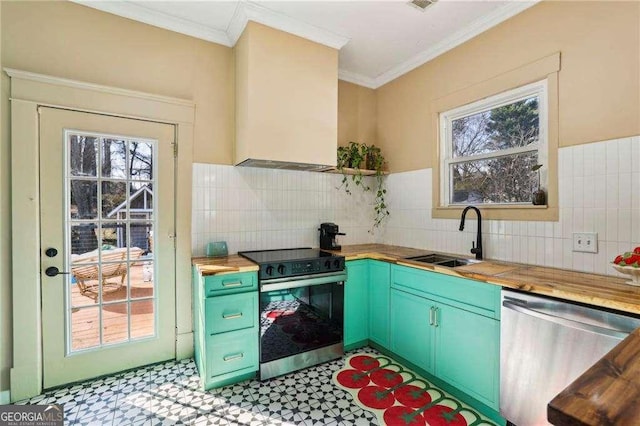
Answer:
67 133 156 351
442 86 544 206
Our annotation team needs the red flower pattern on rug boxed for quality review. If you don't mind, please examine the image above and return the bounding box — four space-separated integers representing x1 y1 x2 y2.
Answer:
333 354 497 426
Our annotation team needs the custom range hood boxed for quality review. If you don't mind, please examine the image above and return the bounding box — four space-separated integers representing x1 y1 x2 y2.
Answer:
234 22 341 171
236 158 334 172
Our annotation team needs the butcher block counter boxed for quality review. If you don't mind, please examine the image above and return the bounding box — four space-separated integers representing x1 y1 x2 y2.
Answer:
327 243 640 315
192 244 640 314
191 254 258 276
547 327 640 426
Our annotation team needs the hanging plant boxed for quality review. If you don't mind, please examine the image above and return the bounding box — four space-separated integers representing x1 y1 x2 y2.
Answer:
336 142 389 230
337 141 369 194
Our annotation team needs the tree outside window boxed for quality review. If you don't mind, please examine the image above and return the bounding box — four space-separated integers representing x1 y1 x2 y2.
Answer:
440 80 547 206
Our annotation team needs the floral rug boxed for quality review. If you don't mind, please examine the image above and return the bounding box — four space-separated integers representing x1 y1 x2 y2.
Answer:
333 353 498 426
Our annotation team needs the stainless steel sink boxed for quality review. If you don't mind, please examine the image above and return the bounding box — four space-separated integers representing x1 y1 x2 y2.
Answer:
404 254 454 264
404 254 480 268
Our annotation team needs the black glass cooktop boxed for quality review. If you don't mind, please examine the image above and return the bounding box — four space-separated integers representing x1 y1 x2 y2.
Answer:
238 248 345 280
238 248 338 264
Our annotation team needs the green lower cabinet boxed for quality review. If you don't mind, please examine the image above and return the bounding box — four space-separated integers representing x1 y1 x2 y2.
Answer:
193 268 259 390
369 261 390 349
435 303 500 409
389 288 434 373
389 284 500 411
344 260 369 349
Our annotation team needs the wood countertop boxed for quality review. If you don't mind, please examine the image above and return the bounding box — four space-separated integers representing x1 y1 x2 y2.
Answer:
191 254 258 276
325 244 640 315
548 328 640 426
192 244 640 314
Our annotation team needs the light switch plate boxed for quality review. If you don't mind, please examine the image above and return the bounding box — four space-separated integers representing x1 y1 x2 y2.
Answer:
572 232 598 253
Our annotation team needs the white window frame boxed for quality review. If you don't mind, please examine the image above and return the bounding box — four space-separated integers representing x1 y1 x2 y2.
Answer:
439 80 548 207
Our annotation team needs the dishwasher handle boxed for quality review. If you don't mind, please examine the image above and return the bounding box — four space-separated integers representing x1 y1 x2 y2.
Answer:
502 300 629 340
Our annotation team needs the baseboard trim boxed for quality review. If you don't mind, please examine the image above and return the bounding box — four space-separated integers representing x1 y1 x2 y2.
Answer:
0 390 10 404
176 332 194 360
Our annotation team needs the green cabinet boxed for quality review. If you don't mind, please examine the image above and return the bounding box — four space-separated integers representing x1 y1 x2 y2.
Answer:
193 268 259 390
369 260 390 348
435 302 499 408
344 260 369 349
389 264 500 410
344 259 391 351
390 288 433 372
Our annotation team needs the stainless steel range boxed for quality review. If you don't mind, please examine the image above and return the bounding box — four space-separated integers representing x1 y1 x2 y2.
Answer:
238 248 347 380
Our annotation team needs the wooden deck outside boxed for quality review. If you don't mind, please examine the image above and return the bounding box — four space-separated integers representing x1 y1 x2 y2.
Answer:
70 264 155 350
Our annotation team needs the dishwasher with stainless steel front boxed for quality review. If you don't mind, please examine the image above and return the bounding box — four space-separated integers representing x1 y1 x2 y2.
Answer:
500 289 640 426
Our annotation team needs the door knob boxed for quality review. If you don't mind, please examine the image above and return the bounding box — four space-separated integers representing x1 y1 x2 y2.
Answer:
45 248 58 258
45 266 70 277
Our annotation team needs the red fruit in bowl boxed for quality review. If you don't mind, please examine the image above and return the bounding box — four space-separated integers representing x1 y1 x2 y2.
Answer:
614 255 624 265
634 247 640 255
622 253 640 267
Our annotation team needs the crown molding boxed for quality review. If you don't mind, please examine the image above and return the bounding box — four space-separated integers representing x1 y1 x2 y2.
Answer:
373 1 540 88
227 2 250 46
74 1 348 50
4 68 194 107
71 0 232 47
72 0 538 89
229 1 350 49
338 70 377 90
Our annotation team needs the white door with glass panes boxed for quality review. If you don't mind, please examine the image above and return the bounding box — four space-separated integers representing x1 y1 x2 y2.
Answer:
40 107 176 388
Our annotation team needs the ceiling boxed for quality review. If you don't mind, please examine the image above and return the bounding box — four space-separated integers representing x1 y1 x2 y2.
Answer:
75 0 538 89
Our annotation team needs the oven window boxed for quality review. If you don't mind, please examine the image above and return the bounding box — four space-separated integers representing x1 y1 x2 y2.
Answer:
260 283 343 364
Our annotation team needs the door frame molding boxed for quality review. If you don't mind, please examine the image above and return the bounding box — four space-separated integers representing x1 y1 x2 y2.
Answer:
5 68 195 401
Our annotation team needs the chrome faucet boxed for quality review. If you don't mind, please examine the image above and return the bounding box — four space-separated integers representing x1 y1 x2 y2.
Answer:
459 206 483 260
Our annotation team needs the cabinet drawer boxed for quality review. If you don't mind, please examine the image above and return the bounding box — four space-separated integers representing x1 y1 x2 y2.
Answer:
204 272 257 296
205 292 257 335
206 328 258 377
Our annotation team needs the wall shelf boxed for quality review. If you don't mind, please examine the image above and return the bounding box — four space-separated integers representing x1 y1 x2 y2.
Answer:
324 167 389 176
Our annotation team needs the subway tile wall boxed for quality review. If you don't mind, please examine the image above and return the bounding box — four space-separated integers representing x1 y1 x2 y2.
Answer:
383 136 640 277
191 165 379 255
192 136 639 277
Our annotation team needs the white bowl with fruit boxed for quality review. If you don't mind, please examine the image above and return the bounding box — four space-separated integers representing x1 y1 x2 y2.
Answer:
612 247 640 286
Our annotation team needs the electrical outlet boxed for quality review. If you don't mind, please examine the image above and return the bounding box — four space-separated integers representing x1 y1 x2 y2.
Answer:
572 232 598 253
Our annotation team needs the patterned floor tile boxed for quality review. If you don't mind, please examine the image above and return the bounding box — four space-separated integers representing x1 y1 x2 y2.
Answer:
14 347 490 426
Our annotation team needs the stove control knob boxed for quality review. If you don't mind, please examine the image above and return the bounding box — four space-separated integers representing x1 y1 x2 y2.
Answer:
265 265 274 276
324 260 332 270
277 264 286 275
333 259 341 269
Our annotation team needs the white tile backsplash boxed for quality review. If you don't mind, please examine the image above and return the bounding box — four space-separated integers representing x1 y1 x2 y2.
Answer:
191 165 379 255
382 136 640 277
192 136 640 278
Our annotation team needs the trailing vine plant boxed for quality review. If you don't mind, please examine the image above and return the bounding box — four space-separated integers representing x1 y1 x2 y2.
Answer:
336 142 389 230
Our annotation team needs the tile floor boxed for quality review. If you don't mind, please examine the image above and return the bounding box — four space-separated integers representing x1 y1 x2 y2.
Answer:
17 347 383 425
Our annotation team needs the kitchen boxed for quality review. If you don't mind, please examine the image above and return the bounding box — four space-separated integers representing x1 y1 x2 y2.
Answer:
1 1 640 425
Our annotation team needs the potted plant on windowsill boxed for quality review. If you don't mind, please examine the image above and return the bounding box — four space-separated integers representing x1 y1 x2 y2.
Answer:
531 164 546 205
336 142 389 229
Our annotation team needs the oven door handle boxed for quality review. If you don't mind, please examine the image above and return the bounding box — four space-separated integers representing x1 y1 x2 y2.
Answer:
261 271 347 292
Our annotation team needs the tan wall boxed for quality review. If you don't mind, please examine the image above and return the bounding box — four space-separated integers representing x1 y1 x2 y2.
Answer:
0 0 234 394
377 1 640 173
338 80 377 147
235 22 338 166
2 1 234 164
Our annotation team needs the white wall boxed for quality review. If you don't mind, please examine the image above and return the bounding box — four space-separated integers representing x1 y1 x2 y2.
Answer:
383 136 640 277
191 164 379 255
